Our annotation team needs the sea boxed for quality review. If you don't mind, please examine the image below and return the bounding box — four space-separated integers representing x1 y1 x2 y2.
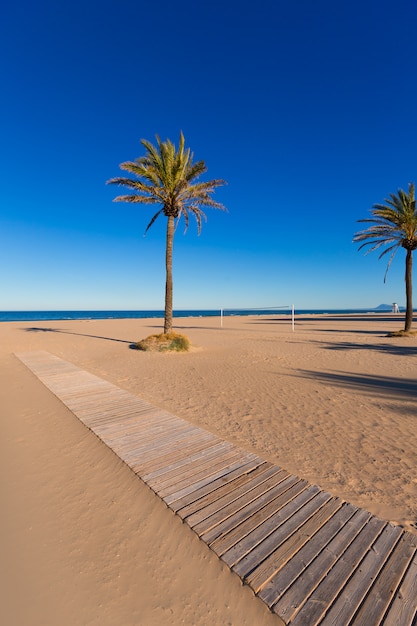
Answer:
0 307 407 323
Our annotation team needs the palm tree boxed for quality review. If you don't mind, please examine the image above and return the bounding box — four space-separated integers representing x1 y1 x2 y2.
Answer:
107 133 227 333
353 183 417 332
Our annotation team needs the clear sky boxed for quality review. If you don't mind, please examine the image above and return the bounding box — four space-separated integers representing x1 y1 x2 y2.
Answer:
1 0 416 310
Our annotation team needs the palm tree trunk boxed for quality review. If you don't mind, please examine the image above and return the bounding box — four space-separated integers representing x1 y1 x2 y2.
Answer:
404 249 413 332
164 215 174 334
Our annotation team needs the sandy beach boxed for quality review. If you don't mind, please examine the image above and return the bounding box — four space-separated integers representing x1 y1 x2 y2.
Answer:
1 314 416 625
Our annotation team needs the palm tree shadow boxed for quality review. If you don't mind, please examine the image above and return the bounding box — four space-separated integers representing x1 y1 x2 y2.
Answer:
295 369 417 402
22 327 133 344
315 339 417 357
313 328 392 336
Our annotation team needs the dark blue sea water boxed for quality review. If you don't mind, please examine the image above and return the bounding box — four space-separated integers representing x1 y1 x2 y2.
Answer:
0 307 407 322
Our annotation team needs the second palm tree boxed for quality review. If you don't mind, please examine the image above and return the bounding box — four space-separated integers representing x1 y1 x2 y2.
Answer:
354 183 417 332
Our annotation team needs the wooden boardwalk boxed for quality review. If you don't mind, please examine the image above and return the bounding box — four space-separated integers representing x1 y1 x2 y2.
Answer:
16 351 417 625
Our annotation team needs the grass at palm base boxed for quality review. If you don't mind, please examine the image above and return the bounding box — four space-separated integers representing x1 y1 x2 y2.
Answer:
387 329 417 337
132 332 190 352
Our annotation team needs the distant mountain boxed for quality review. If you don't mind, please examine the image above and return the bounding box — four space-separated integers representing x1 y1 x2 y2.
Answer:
374 303 403 311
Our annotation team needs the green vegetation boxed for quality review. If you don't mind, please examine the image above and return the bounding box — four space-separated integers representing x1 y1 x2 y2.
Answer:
354 183 417 332
387 329 417 338
132 332 190 352
107 133 227 334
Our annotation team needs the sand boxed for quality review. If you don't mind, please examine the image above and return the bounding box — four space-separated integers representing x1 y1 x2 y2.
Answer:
1 314 416 625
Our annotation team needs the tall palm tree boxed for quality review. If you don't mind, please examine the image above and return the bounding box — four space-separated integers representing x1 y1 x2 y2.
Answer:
353 183 417 332
107 133 227 333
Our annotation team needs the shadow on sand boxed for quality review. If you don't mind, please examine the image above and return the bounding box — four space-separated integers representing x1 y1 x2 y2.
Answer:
22 327 133 344
295 369 417 402
314 339 417 357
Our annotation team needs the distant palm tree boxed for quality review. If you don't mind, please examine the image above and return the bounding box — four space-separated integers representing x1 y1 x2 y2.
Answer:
107 133 227 333
353 183 417 332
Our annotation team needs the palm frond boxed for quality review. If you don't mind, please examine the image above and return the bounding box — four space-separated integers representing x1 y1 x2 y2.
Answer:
356 237 397 252
383 247 399 283
185 160 207 182
354 182 417 281
107 175 153 193
112 194 158 205
188 206 206 234
178 209 189 234
378 242 400 259
188 179 227 193
108 132 227 233
140 138 163 171
145 209 163 234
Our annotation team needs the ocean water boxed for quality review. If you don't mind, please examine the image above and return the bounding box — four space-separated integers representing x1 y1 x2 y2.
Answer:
0 307 407 323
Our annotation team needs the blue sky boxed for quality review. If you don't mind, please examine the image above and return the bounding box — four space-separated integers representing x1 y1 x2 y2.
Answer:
1 0 416 310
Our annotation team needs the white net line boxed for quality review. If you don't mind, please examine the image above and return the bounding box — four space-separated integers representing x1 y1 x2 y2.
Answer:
221 306 290 310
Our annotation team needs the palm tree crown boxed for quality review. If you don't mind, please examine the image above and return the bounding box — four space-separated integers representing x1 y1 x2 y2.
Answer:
107 132 226 233
107 132 227 333
353 182 417 331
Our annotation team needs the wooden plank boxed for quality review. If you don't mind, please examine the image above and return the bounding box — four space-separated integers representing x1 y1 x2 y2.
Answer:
155 448 249 499
146 443 237 491
85 407 176 429
208 477 306 553
52 385 115 401
142 441 241 483
220 484 320 568
258 501 358 608
189 469 294 537
91 407 172 431
91 403 181 425
353 532 417 626
85 406 157 423
271 508 372 622
42 383 111 400
126 433 221 473
58 384 128 399
127 433 222 467
287 516 387 626
232 490 330 578
172 457 267 514
184 467 288 529
105 415 198 443
109 422 203 454
146 444 238 492
247 496 342 593
45 378 111 395
84 399 151 416
319 523 403 625
74 400 158 422
77 407 152 428
93 415 175 442
163 459 272 507
88 413 171 435
163 455 258 498
119 425 216 460
100 419 194 448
